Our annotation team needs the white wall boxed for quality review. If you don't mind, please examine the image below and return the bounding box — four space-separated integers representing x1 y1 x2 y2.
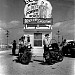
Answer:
24 31 52 56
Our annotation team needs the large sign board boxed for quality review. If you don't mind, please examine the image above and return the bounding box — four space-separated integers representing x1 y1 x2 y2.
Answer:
23 18 53 25
24 0 52 27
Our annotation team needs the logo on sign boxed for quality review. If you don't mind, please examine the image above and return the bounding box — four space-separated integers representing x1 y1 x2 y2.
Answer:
24 0 53 26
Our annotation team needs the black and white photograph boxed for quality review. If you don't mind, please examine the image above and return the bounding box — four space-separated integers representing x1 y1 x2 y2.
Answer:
0 0 74 75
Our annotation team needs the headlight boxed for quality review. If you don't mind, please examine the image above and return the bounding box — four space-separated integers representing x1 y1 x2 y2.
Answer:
49 48 52 49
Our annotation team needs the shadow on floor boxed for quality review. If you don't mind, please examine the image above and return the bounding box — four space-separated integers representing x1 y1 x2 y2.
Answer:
9 54 19 56
13 57 33 65
33 59 43 63
33 59 53 65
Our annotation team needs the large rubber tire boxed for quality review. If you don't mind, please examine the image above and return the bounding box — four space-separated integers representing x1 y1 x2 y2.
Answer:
71 51 75 57
18 53 23 62
57 52 63 62
21 53 30 64
45 52 52 65
58 55 63 61
48 58 52 65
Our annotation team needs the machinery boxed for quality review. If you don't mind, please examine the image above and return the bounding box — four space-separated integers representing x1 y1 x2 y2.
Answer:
18 43 32 64
43 43 63 64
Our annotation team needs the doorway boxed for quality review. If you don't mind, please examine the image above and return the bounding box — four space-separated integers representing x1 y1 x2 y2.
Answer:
34 33 42 47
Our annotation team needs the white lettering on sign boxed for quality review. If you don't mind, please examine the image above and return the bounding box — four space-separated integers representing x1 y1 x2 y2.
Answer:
23 18 53 25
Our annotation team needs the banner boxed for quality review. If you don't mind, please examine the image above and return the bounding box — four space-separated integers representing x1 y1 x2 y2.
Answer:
23 18 53 25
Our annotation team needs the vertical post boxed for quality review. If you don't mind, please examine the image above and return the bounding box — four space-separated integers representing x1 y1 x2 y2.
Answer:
62 36 63 43
6 30 9 49
56 29 60 46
